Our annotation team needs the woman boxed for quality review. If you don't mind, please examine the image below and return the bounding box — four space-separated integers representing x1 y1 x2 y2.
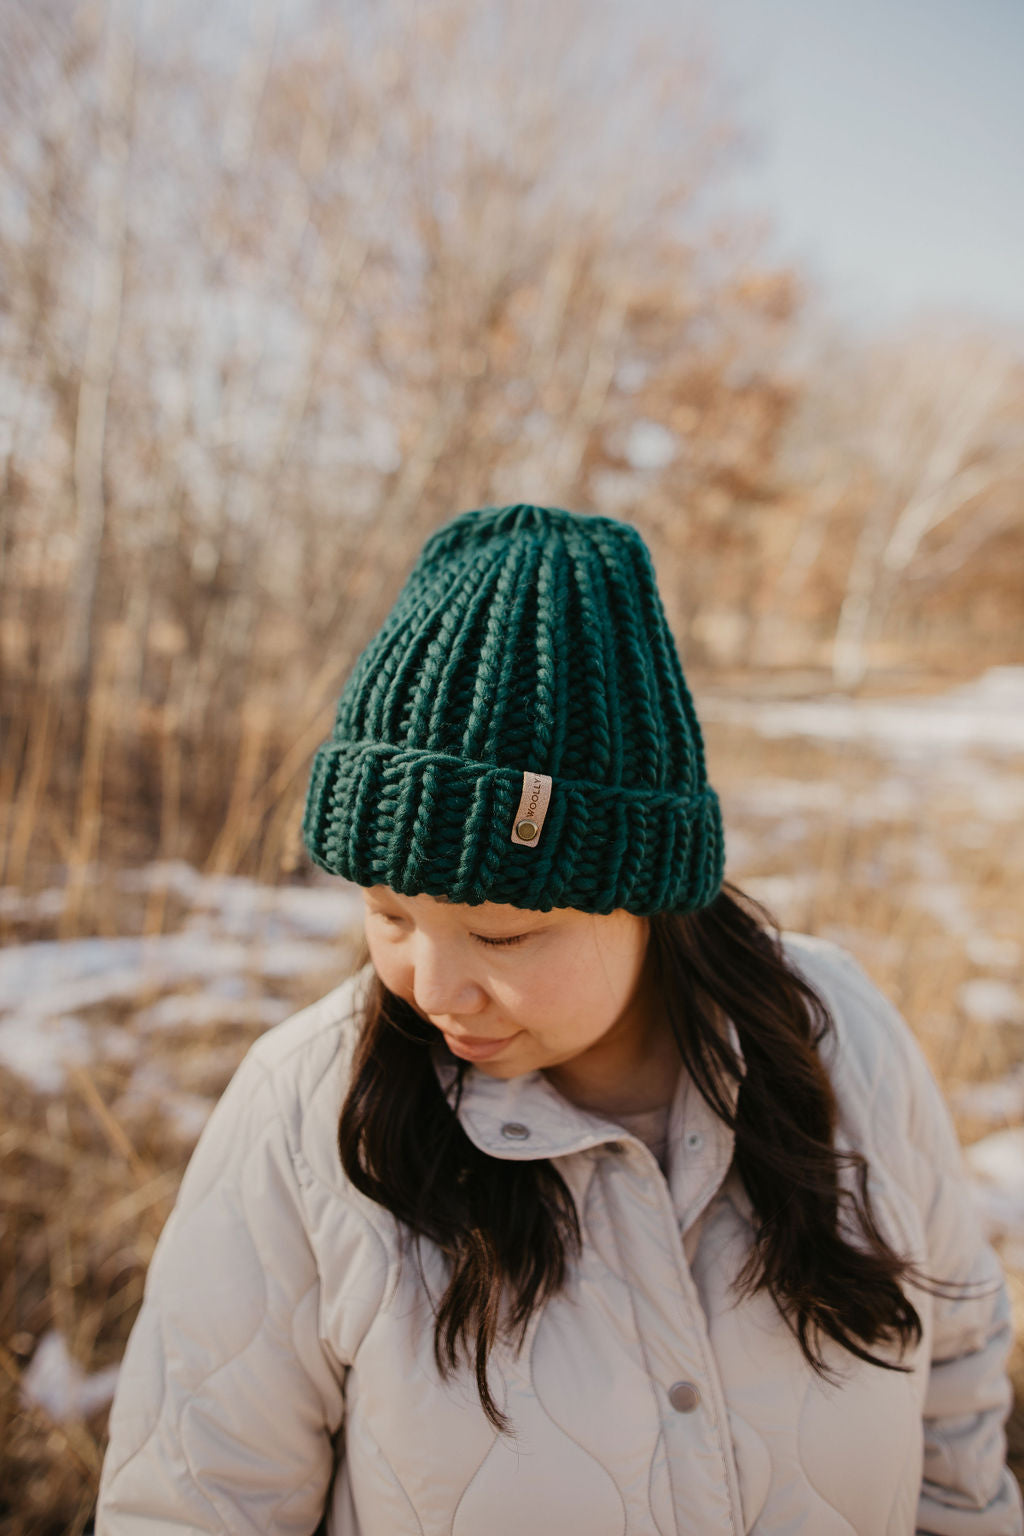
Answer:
97 504 1021 1534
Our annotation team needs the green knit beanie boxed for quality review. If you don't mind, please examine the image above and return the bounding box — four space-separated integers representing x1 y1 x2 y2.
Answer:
303 504 724 914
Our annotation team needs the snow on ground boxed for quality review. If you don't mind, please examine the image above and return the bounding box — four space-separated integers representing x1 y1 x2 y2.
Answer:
0 866 363 1102
700 666 1024 757
20 1330 122 1423
121 861 362 940
958 978 1024 1028
965 1128 1024 1241
657 665 1024 1253
954 1068 1024 1125
0 670 1021 1240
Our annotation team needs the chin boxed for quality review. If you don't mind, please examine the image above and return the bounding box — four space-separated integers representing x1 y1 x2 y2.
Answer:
475 1059 532 1080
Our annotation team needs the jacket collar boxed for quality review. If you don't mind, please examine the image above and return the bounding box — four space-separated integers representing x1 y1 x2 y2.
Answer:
434 1017 744 1232
435 1054 634 1159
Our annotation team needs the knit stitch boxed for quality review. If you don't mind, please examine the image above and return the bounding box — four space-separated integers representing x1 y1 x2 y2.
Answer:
303 504 725 914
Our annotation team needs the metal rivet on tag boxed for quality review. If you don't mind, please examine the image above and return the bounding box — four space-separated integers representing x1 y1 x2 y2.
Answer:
516 819 538 841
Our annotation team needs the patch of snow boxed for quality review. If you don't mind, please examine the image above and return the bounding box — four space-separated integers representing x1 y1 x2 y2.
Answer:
728 773 927 825
700 667 1024 756
0 866 361 1092
0 937 148 1012
119 860 205 902
115 1064 215 1143
942 667 1024 710
956 766 1024 821
614 358 649 393
957 978 1024 1028
953 1070 1024 1125
772 816 810 845
965 1127 1024 1239
815 927 906 969
848 777 924 821
271 883 364 938
121 862 362 940
727 779 844 816
0 934 254 1020
0 931 341 1031
164 1094 215 1142
94 1025 140 1065
909 841 985 945
20 1331 120 1422
135 993 290 1032
207 973 249 1000
0 1014 92 1094
259 940 341 978
625 420 676 471
0 886 67 920
911 880 977 941
721 828 755 870
965 936 1020 971
734 875 813 925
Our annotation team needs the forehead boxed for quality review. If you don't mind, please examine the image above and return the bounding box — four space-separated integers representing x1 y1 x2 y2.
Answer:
362 886 551 919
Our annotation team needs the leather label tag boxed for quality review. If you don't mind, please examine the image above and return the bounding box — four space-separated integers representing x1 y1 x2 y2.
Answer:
510 771 553 847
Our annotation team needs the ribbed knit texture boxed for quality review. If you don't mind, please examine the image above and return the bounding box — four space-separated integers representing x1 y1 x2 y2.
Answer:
303 504 725 914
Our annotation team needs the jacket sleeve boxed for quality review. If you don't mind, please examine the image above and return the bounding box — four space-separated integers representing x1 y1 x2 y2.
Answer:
907 1042 1023 1536
827 947 1023 1536
96 1046 347 1536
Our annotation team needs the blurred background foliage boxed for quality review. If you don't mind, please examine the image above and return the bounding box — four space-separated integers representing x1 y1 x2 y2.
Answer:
3 0 1021 904
1 0 1022 1529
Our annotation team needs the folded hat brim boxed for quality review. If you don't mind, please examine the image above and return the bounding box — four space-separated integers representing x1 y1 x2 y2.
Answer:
303 739 725 915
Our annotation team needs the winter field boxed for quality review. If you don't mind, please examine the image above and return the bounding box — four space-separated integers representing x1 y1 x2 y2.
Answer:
2 668 1023 1529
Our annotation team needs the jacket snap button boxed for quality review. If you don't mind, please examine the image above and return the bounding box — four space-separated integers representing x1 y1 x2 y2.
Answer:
501 1122 530 1140
668 1381 701 1413
685 1131 704 1152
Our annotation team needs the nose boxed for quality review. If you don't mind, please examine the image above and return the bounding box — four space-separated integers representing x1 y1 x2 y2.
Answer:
410 934 487 1021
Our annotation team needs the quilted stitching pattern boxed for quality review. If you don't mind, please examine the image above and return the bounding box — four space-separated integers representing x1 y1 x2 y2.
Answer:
97 943 1023 1536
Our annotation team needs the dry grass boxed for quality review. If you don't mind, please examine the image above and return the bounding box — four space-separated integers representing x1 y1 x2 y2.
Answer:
0 932 356 1534
706 705 1024 1496
1 694 1022 1529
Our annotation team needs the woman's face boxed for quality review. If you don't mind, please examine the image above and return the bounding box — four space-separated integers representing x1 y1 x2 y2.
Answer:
361 885 654 1082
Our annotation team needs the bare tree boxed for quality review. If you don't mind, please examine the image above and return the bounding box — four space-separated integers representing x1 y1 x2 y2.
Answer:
831 330 1024 687
1 0 804 883
64 0 137 701
766 323 1024 685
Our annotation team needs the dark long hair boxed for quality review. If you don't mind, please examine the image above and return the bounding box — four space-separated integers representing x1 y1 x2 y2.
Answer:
338 882 924 1430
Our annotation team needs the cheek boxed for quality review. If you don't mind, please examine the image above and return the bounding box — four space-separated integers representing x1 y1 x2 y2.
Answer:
556 938 644 1024
364 929 407 995
503 964 598 1037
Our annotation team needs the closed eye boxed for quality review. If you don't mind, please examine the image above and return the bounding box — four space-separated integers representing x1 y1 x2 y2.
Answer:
370 912 527 948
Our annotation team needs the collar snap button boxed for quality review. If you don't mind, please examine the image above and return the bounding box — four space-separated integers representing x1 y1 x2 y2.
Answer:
685 1131 704 1152
668 1381 701 1413
501 1121 531 1140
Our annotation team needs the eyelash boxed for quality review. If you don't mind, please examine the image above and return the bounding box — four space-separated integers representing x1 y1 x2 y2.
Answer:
373 914 527 948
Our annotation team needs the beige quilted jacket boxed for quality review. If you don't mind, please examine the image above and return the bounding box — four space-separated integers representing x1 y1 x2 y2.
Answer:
97 934 1022 1535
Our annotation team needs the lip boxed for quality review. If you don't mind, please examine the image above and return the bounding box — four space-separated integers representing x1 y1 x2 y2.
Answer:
442 1031 520 1062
